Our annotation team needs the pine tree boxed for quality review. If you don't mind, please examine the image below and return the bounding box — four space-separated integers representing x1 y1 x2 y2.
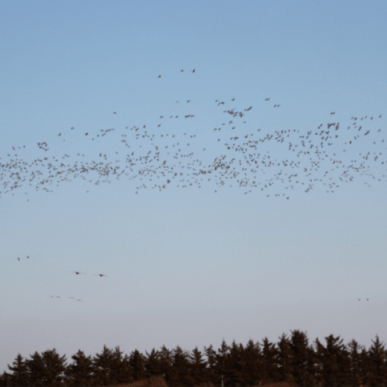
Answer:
365 335 387 387
116 351 132 384
314 335 350 387
277 334 294 385
40 349 67 386
26 351 45 387
243 339 261 386
288 330 315 386
109 346 131 385
145 349 162 378
188 347 207 386
347 339 365 387
157 346 174 386
203 345 217 386
0 372 11 387
170 346 192 387
65 350 93 387
129 349 147 382
260 337 280 384
227 341 246 387
92 345 115 386
7 354 30 386
215 340 230 386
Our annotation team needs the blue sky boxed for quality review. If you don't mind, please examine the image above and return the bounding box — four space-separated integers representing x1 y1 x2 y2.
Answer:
1 0 387 372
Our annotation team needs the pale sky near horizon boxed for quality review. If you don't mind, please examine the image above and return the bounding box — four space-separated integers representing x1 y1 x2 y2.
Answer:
1 0 387 373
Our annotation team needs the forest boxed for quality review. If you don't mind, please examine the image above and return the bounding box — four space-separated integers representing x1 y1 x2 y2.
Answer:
1 330 387 387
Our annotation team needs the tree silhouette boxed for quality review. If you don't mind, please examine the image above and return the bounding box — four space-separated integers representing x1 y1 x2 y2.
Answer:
92 345 116 386
203 344 217 386
188 347 207 386
5 331 387 387
40 349 67 386
289 330 315 386
227 341 246 387
128 349 147 382
314 334 350 387
242 339 261 386
7 354 29 386
277 334 294 385
65 350 93 387
0 372 11 387
215 340 230 386
261 337 279 385
26 351 45 387
170 346 192 387
145 349 162 378
347 339 365 387
110 346 131 385
365 335 387 387
157 346 174 386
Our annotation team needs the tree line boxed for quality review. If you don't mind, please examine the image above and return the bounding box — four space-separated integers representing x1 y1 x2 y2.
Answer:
1 330 387 387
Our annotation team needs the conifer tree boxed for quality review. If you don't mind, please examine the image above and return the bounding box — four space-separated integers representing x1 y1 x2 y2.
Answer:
7 354 30 386
26 351 45 387
0 372 11 387
170 346 192 387
260 337 279 384
243 339 261 386
109 346 132 385
203 345 217 385
347 339 365 387
92 345 115 386
289 330 316 386
145 349 162 378
128 349 147 382
65 350 93 387
227 341 246 387
277 334 293 385
215 340 230 386
117 351 132 384
365 335 387 387
188 347 207 386
157 346 174 386
314 334 350 387
40 349 67 386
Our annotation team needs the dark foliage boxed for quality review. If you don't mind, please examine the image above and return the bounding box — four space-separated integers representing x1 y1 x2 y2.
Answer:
4 331 387 386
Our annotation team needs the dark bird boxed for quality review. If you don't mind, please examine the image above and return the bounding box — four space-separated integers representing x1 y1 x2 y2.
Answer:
72 271 85 275
95 273 108 277
158 75 161 78
192 69 195 73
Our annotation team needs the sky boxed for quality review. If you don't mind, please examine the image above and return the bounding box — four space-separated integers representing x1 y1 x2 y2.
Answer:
1 0 387 373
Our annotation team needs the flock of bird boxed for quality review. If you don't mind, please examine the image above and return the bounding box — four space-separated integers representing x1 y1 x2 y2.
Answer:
2 68 385 303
